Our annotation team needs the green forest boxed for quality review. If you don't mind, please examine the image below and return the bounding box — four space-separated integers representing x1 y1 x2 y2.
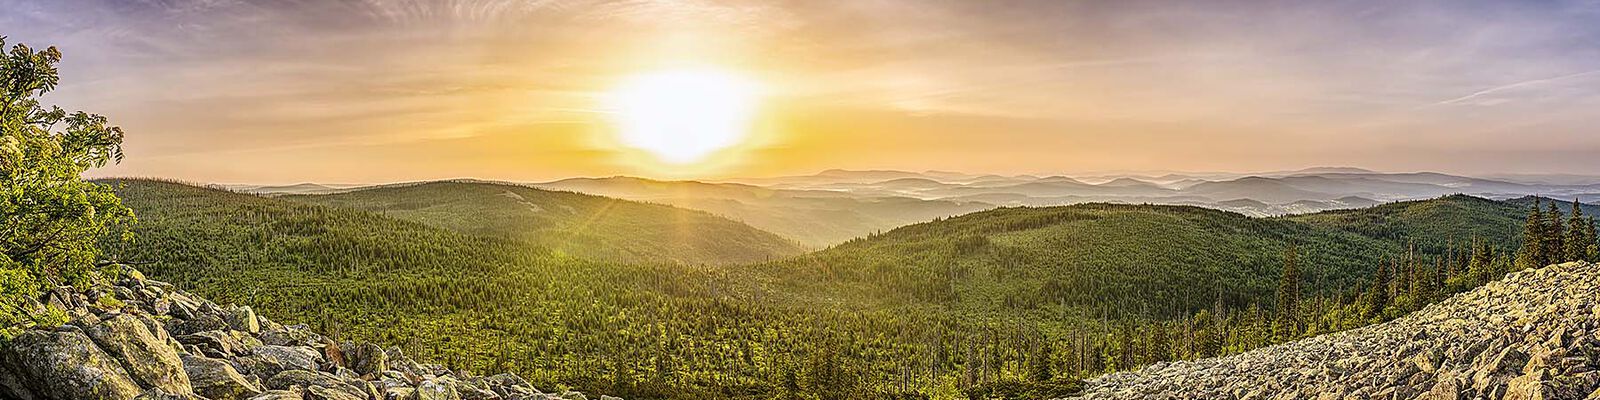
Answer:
87 178 1591 399
282 180 804 264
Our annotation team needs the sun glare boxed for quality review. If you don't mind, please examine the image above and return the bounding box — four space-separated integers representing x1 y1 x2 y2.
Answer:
604 68 762 164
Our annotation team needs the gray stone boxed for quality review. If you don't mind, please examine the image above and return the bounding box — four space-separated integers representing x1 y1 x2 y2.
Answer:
224 305 260 334
237 345 322 380
1 328 143 400
76 312 193 395
264 369 360 391
182 353 264 400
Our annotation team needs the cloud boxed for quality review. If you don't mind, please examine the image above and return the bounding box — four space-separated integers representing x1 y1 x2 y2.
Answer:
1431 69 1600 106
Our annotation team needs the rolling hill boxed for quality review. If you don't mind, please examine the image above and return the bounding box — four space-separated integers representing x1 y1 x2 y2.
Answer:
761 203 1397 319
282 180 804 264
758 195 1542 320
100 179 966 398
1284 194 1526 254
94 180 1549 399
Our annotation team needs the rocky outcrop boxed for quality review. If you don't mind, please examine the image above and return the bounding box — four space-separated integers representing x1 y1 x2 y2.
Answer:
1071 262 1600 399
1 269 611 400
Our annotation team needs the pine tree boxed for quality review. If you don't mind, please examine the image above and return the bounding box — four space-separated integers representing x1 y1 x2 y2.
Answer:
1466 239 1493 286
1365 259 1390 319
1588 217 1600 262
1544 201 1565 265
1516 199 1546 270
1275 244 1301 325
1565 198 1590 263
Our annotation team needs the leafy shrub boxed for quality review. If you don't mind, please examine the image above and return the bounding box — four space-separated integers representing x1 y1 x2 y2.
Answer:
1 37 132 328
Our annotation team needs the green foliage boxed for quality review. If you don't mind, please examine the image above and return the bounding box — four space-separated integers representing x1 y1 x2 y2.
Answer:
111 179 1047 399
1514 197 1598 269
766 203 1400 318
1285 194 1524 254
284 181 804 264
1 37 132 328
111 182 1535 399
1274 244 1301 335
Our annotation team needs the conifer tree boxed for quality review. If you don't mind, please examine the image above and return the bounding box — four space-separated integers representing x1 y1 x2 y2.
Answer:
1275 244 1301 325
1565 198 1590 263
1588 217 1599 262
1516 199 1546 270
1365 260 1390 318
1544 202 1565 264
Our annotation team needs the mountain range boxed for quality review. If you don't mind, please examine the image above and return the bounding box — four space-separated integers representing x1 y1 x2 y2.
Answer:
235 168 1600 247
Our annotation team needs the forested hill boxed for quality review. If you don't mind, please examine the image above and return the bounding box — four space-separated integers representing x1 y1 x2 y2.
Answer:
1282 194 1525 253
761 202 1398 318
761 196 1531 319
281 180 804 264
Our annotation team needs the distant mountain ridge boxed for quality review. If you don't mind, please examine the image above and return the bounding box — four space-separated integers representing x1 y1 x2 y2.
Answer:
236 168 1600 247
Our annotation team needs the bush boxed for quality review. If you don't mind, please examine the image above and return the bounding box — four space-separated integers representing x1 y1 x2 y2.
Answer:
1 36 132 328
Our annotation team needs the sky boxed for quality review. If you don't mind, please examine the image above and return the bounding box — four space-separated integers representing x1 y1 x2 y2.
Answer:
4 0 1600 184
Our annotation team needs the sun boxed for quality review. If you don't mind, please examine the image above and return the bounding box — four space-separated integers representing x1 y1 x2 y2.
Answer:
603 68 763 164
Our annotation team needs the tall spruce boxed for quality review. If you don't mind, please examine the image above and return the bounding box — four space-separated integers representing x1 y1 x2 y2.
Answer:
1544 201 1565 265
1565 198 1590 263
1276 243 1301 323
1365 259 1391 318
1517 199 1546 270
1589 217 1600 262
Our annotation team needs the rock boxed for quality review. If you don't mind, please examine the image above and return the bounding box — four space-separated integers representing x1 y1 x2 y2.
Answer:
182 353 264 400
5 267 621 400
259 324 324 347
224 305 261 333
76 313 193 395
410 378 462 400
1505 372 1551 400
1071 262 1600 400
237 345 322 380
265 370 366 398
245 389 303 400
1 328 143 400
345 342 390 377
167 314 228 336
306 385 366 400
176 330 248 358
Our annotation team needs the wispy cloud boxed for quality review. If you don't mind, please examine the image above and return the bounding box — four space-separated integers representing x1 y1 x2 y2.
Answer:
1432 69 1600 106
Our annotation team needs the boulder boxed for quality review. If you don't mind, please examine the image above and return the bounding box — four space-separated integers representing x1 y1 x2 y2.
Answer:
167 314 228 336
182 353 264 400
259 324 324 347
409 378 462 400
346 342 390 376
1 328 143 400
224 305 260 334
77 313 193 395
264 370 368 398
306 385 366 400
177 330 248 358
245 389 302 400
237 345 322 380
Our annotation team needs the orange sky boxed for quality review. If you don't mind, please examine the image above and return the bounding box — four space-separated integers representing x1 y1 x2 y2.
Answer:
6 0 1600 184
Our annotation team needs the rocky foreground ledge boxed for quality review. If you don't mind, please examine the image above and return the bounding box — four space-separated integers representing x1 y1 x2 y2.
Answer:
1071 261 1600 400
0 269 614 400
